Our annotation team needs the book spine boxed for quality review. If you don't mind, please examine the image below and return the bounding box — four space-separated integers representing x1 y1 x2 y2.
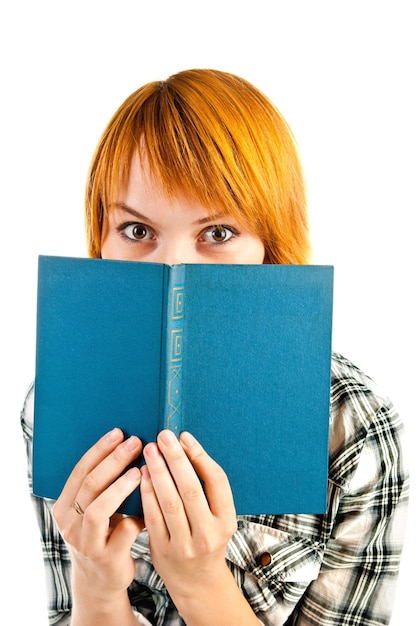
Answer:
161 264 185 434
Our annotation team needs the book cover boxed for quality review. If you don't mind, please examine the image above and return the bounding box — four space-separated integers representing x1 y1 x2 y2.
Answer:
32 256 334 516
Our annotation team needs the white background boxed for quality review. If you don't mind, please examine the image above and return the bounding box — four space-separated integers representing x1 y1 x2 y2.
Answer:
1 1 417 623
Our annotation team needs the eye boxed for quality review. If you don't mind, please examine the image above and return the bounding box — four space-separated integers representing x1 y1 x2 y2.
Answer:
120 223 153 241
202 225 237 244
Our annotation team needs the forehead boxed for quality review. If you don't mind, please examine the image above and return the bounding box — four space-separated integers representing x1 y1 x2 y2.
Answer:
114 152 186 207
113 151 229 221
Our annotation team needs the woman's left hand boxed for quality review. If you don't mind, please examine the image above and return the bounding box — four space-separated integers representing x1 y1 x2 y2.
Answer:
140 430 237 600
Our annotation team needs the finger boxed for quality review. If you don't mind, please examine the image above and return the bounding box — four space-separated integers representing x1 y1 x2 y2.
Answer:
75 435 143 512
107 513 145 554
142 441 192 539
80 467 143 555
54 428 124 515
155 431 212 526
179 431 236 522
139 464 170 542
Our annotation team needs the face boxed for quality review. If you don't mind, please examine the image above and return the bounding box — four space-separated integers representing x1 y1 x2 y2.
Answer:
101 154 265 265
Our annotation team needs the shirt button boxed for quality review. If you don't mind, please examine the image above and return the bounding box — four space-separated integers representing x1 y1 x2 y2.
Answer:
258 552 272 567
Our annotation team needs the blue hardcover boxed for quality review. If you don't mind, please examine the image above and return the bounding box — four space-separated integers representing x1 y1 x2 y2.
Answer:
32 256 334 516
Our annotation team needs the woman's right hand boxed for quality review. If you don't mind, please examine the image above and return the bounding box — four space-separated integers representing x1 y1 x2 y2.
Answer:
52 428 145 606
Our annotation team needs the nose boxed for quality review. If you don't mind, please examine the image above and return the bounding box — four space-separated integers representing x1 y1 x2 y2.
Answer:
153 241 199 265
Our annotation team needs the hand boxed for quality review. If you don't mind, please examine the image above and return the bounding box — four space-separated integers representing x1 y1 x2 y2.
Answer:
140 430 237 603
52 428 145 601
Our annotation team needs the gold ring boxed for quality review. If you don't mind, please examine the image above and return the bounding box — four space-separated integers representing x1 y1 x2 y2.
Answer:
72 500 84 516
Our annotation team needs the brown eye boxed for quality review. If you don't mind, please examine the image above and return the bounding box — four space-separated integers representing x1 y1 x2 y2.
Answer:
120 223 152 241
131 224 147 239
211 226 228 242
203 225 238 244
200 223 238 245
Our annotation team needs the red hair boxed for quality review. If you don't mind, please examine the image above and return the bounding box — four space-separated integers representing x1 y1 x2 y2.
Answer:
85 68 310 264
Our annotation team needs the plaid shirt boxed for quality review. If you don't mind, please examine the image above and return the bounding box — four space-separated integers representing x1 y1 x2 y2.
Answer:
21 352 409 625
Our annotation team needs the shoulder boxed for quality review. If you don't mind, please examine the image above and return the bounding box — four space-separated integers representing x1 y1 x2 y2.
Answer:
330 351 398 435
329 352 406 490
20 381 35 436
330 351 390 416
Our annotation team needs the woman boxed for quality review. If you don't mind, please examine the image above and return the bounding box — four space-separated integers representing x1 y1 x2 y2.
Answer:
21 68 408 625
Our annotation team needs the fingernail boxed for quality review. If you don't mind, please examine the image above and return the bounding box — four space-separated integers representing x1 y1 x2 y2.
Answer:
124 436 140 451
159 430 176 446
106 428 120 443
180 431 196 447
144 443 159 459
126 467 141 482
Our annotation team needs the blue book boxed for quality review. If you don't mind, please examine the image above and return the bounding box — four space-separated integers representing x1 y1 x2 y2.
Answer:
32 256 333 516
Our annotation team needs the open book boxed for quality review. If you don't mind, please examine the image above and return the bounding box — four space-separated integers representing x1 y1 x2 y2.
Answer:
32 256 333 516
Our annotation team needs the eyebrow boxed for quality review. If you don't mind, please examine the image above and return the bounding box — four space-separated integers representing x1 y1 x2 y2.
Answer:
111 201 227 225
